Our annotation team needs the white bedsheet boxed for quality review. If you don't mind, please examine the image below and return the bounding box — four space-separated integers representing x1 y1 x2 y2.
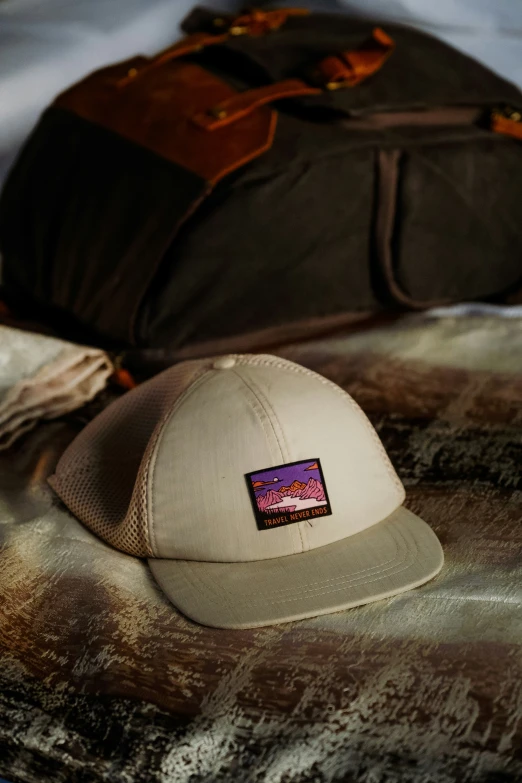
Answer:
1 0 522 189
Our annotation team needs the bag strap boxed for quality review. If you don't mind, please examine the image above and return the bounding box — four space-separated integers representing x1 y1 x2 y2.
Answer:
314 27 395 91
193 78 321 130
117 32 228 87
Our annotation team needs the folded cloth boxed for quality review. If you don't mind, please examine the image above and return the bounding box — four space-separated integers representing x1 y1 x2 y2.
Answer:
0 325 113 450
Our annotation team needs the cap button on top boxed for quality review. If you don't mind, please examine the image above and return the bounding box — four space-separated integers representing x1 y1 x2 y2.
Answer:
213 356 236 370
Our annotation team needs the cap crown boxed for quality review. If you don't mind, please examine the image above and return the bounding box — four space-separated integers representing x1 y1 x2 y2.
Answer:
50 355 405 560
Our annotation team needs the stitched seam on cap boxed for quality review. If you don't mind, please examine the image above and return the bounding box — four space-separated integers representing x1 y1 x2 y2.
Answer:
178 523 416 609
233 525 417 606
240 378 310 552
255 533 400 596
231 370 285 465
147 368 213 556
236 355 404 499
233 369 305 553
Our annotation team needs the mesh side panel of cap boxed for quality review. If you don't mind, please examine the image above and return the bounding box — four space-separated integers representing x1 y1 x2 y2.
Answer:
48 359 210 556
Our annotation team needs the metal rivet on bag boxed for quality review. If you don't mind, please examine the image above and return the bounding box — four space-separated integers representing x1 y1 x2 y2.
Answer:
127 68 138 79
213 17 226 27
230 25 247 35
209 107 228 120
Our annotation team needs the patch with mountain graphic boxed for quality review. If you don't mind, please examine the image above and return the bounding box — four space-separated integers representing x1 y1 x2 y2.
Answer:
245 458 332 531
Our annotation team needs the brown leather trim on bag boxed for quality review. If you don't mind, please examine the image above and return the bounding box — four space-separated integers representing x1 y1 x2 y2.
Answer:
317 27 394 90
193 79 321 130
376 149 451 310
55 61 276 186
491 113 522 141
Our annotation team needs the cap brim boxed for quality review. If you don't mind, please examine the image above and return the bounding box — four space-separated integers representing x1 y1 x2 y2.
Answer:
148 507 443 629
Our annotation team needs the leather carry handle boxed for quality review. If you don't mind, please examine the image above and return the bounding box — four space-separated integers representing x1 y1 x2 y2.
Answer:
193 79 321 130
316 27 395 90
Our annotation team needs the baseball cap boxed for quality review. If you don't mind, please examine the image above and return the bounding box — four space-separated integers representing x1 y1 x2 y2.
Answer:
48 354 443 629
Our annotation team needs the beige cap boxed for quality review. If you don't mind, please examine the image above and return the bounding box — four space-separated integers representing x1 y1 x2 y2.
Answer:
49 354 443 628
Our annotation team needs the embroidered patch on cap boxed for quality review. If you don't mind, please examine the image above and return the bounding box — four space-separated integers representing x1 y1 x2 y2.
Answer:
245 458 332 531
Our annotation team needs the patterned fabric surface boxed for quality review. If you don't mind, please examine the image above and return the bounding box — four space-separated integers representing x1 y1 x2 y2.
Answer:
0 312 521 783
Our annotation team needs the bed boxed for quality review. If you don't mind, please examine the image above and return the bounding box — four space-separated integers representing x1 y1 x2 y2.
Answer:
1 309 521 782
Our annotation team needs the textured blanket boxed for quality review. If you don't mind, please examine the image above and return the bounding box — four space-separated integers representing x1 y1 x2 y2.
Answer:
0 312 521 783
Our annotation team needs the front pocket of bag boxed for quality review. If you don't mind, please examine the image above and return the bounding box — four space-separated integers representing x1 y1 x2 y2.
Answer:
375 139 522 307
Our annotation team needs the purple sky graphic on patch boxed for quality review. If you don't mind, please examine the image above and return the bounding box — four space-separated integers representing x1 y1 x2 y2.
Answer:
250 459 327 514
251 461 320 494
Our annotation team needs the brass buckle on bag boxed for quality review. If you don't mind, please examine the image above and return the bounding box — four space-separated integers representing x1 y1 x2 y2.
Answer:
325 79 353 91
492 105 522 123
